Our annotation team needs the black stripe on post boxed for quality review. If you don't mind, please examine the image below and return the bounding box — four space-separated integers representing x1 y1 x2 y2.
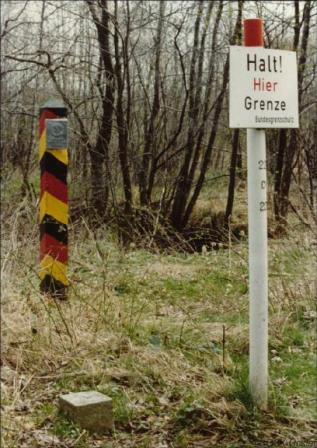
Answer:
40 275 67 299
40 215 68 245
40 152 67 184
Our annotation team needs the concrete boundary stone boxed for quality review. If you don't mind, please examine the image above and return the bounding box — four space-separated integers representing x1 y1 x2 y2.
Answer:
59 391 113 433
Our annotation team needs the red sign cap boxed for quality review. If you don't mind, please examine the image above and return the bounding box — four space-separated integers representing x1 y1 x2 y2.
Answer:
244 18 264 47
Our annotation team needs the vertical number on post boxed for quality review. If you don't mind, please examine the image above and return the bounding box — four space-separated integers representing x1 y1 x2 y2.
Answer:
258 160 266 170
259 201 267 211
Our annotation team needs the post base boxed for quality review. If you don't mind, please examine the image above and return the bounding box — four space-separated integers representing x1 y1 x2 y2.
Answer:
40 275 67 300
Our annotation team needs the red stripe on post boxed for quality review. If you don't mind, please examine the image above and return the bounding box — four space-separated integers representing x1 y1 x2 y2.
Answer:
40 233 68 263
39 110 59 136
40 171 68 203
244 18 264 47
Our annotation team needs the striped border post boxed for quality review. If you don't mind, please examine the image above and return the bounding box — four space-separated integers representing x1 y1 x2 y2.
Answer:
39 100 68 299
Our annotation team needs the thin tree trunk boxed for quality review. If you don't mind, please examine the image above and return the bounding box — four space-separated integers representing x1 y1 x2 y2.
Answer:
170 0 204 229
86 0 115 216
181 0 243 229
225 129 240 222
274 128 287 219
139 0 165 206
114 0 133 214
225 2 243 225
277 0 311 220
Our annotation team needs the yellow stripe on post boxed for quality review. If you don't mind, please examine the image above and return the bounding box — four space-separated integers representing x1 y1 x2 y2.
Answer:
39 254 69 286
48 149 68 165
39 191 68 225
39 130 46 161
39 131 68 165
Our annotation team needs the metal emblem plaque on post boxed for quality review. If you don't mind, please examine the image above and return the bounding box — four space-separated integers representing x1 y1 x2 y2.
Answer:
46 119 68 149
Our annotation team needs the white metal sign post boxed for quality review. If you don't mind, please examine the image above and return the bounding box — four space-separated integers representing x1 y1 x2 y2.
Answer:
229 19 299 409
247 127 268 408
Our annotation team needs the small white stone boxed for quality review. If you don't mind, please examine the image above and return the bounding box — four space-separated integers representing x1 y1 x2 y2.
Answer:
271 356 282 363
201 245 208 255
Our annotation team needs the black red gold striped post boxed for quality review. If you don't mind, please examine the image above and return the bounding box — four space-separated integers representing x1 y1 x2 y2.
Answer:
39 100 68 299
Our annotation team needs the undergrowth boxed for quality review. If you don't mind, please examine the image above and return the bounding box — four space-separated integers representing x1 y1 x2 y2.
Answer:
1 186 316 447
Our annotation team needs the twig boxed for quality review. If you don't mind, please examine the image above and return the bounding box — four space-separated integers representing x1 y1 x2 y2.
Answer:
287 198 312 229
222 324 226 375
228 216 232 273
70 430 87 446
149 186 165 249
35 370 89 380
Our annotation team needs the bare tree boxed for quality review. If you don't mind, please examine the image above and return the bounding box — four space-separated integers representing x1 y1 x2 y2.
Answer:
1 0 315 237
86 0 115 217
274 0 313 221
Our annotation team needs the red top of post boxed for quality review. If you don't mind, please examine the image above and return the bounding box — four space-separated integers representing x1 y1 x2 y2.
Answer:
244 18 263 47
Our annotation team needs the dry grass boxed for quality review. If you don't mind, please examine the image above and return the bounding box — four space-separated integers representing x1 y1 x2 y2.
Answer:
1 197 317 447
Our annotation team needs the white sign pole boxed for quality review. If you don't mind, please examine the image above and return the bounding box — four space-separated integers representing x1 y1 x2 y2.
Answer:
229 19 299 410
247 128 268 408
244 18 268 409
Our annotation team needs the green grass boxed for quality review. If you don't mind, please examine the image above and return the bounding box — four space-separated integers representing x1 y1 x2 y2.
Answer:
2 211 316 447
270 336 317 419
